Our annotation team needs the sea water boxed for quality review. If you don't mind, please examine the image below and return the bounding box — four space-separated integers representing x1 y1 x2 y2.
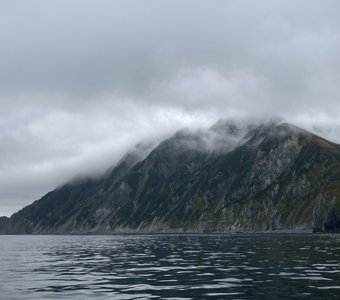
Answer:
1 234 340 299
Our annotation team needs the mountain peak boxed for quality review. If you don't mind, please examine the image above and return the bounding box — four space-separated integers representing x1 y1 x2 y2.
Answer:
1 118 340 234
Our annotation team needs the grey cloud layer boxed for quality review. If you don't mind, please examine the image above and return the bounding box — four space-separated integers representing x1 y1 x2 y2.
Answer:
0 0 340 215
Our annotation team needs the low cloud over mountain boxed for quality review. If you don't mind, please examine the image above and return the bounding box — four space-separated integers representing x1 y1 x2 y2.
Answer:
0 0 340 215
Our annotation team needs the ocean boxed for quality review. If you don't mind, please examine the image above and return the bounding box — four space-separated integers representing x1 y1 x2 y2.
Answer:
1 234 340 299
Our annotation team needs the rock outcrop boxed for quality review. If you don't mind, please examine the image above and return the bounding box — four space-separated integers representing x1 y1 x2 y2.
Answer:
1 119 340 234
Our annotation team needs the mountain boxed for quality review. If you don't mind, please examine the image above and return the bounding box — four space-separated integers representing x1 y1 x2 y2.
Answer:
1 119 340 234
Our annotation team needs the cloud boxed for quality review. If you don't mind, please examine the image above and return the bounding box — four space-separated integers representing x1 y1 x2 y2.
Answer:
0 0 340 215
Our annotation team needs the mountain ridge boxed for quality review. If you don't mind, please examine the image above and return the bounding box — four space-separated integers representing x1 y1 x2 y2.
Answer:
1 118 340 234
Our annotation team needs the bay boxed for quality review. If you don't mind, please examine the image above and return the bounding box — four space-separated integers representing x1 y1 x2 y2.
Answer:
1 234 340 299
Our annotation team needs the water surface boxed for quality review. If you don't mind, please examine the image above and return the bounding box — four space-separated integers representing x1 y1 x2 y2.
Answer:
1 234 340 299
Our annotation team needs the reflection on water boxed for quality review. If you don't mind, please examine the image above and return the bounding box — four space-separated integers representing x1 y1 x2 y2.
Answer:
1 234 340 299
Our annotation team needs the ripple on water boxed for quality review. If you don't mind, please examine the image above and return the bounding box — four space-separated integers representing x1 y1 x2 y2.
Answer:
1 234 340 299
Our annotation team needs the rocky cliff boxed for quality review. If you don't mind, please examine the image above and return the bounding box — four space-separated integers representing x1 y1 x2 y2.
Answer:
1 119 340 234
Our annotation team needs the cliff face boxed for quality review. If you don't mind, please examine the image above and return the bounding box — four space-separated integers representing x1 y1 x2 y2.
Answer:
2 120 340 234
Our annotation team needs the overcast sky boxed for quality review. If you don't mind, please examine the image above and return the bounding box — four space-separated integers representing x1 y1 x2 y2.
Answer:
1 0 340 216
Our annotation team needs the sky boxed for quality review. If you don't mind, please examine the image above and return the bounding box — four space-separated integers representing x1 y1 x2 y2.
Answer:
1 0 340 216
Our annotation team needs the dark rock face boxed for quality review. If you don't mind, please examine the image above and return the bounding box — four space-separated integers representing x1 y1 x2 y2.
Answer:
0 217 9 234
1 120 340 234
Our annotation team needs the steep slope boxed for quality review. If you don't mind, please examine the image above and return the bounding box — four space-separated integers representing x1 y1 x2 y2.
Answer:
1 141 157 234
101 122 340 232
1 119 340 234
